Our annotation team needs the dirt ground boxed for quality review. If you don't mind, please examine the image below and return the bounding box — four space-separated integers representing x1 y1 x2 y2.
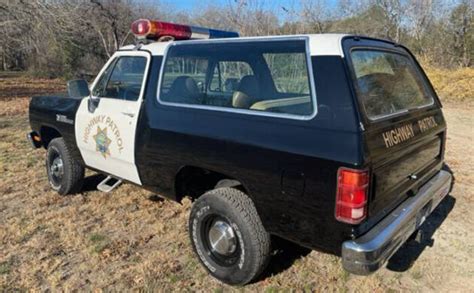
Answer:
0 76 473 291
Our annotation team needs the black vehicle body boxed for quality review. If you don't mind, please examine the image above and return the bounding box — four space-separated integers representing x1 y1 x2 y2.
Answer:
28 35 451 274
29 95 83 162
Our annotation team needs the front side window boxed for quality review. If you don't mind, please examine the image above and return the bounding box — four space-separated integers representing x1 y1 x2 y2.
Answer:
159 39 315 117
93 56 147 101
350 50 434 120
92 60 116 97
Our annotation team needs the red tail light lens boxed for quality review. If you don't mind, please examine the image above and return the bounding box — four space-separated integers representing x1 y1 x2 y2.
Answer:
335 167 369 224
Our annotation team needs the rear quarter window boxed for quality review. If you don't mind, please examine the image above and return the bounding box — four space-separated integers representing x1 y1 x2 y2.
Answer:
350 50 434 120
263 53 310 95
158 38 316 118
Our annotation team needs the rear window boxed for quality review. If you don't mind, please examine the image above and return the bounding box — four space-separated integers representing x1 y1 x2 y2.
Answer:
350 50 434 120
158 39 315 117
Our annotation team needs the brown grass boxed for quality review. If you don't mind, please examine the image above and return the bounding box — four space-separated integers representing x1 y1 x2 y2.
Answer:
0 74 64 116
424 66 474 103
0 75 473 291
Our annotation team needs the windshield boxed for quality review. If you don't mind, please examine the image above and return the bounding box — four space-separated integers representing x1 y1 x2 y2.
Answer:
350 50 434 120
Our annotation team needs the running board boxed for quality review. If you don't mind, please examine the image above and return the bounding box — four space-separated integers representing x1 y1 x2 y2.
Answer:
97 175 122 193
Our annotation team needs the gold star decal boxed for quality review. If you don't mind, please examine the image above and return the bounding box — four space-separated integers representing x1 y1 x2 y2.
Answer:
93 126 112 158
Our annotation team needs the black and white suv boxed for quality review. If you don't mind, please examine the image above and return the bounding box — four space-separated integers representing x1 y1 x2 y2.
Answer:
27 19 452 285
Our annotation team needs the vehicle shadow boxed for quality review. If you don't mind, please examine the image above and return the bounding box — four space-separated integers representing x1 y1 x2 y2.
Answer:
81 174 164 202
387 163 456 272
257 236 312 282
386 193 456 272
81 173 107 192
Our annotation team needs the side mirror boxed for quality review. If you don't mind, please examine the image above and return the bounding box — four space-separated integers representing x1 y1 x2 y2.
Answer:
88 96 99 113
67 79 90 97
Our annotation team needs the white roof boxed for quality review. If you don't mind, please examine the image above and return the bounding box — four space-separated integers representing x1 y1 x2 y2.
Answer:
120 34 350 57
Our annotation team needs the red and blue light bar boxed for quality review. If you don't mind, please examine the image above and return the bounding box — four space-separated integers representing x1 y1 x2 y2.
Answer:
131 19 239 41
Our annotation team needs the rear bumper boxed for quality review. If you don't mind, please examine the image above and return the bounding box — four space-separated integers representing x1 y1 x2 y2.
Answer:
341 170 452 275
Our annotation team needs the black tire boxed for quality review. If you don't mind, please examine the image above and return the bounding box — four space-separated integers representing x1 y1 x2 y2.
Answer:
189 187 271 285
46 137 84 195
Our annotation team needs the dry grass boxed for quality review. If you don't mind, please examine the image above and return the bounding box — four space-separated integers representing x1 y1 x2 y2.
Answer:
0 73 64 116
424 66 474 104
0 75 473 291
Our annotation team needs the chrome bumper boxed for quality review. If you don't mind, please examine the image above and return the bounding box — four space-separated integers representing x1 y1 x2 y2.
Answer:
342 170 452 275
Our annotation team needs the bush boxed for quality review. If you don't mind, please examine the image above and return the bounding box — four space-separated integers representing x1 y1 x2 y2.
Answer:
424 66 474 102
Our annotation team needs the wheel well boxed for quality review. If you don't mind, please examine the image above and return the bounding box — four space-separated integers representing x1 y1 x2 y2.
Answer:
40 126 61 148
174 166 247 202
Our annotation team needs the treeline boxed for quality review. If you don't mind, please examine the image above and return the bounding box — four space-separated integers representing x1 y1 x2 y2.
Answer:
0 0 472 79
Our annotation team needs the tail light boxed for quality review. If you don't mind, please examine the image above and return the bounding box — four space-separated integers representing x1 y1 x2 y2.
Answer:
131 19 239 41
335 167 369 224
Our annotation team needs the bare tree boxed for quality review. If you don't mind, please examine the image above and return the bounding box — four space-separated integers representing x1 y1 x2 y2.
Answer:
300 0 334 33
0 0 472 77
448 1 473 67
375 0 403 42
224 0 279 36
406 0 434 48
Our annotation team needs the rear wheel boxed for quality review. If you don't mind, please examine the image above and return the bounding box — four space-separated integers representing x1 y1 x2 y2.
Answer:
46 137 84 195
189 187 271 285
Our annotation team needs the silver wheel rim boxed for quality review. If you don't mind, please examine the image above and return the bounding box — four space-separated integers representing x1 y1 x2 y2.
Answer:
50 157 64 178
208 219 237 256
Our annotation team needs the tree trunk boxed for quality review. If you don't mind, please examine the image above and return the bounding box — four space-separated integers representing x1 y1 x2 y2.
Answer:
1 47 5 71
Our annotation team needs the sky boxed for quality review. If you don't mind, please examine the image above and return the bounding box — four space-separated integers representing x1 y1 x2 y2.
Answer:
167 0 299 10
165 0 293 9
145 0 463 20
156 0 316 17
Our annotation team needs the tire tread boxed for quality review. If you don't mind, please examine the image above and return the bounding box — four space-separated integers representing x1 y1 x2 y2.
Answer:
199 187 271 284
47 138 84 195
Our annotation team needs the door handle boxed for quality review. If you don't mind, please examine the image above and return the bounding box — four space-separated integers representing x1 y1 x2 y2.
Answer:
121 112 135 118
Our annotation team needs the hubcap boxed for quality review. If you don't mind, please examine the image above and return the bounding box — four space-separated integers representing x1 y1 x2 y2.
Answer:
208 220 237 256
50 157 64 178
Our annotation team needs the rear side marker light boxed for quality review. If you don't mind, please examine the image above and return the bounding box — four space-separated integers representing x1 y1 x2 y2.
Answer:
335 167 369 224
131 19 239 41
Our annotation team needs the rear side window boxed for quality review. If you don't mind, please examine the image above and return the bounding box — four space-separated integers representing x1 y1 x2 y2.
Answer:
158 39 315 117
264 53 310 95
209 61 253 93
161 57 208 94
350 50 433 120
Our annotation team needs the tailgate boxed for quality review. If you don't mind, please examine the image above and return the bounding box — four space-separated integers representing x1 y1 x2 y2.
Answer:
343 38 447 223
364 109 446 218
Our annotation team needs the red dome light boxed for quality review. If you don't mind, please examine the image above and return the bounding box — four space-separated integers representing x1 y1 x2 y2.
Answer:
131 19 239 41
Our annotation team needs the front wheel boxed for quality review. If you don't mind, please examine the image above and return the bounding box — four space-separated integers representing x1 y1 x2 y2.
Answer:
189 187 271 285
46 137 84 195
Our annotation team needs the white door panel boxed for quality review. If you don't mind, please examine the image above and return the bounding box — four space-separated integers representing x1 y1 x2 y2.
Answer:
76 98 142 183
75 51 150 185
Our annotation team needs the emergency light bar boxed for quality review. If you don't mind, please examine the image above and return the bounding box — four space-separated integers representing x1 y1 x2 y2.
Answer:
131 19 239 41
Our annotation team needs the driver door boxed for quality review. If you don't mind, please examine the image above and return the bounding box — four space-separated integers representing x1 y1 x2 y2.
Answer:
75 51 150 185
